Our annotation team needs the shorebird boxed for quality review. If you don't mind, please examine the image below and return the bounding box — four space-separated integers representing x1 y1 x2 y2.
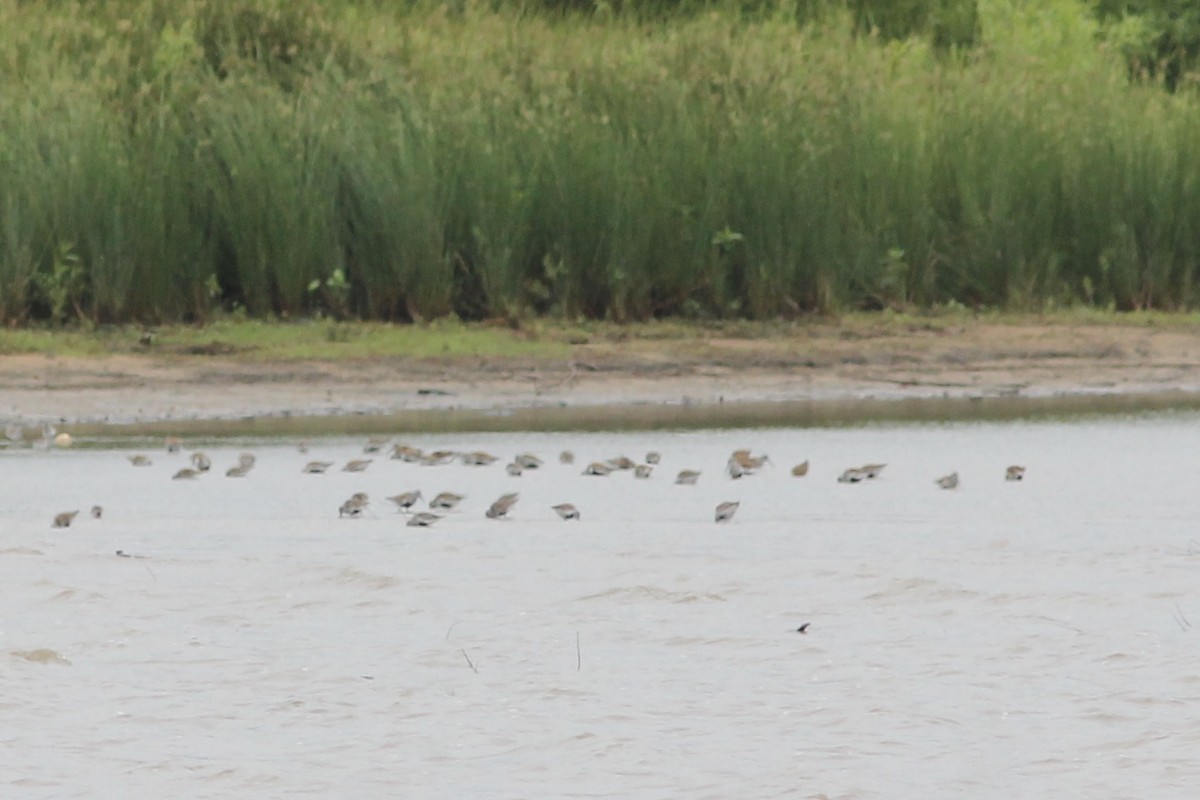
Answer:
238 453 256 469
391 444 424 462
421 450 457 466
861 463 886 479
607 456 636 471
387 490 423 512
363 436 391 454
90 505 103 519
936 472 959 490
340 492 370 517
645 451 661 465
486 492 520 519
727 460 746 479
429 492 464 511
634 464 653 479
52 510 79 529
226 464 253 478
729 449 771 472
505 462 523 477
796 623 811 634
303 461 333 474
165 436 182 453
552 503 581 520
675 469 701 485
461 451 498 466
583 462 612 476
791 460 809 477
190 452 212 472
837 467 866 483
715 501 740 523
515 453 543 469
406 512 440 527
127 454 152 467
172 467 200 480
1006 465 1026 481
559 450 575 465
343 459 372 473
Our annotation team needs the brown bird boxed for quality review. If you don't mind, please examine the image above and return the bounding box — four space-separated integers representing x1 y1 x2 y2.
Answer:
559 450 576 465
645 451 661 465
515 453 543 469
363 436 391 454
634 464 653 479
429 492 464 511
1006 465 1026 481
164 436 183 453
387 490 423 512
190 451 212 472
90 505 103 519
583 462 612 476
339 492 370 517
172 467 200 480
675 469 701 485
552 503 581 521
461 451 498 466
607 456 636 471
861 463 886 479
391 444 424 462
226 464 252 478
505 462 524 477
52 510 79 528
791 460 810 477
303 461 333 474
406 512 441 528
936 472 959 490
837 467 866 483
486 492 520 519
342 459 372 473
715 501 740 523
127 454 153 467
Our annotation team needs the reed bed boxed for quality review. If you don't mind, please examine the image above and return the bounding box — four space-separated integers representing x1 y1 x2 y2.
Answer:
1 0 1199 324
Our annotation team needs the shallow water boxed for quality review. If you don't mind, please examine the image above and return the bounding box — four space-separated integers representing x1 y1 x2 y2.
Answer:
3 416 1199 798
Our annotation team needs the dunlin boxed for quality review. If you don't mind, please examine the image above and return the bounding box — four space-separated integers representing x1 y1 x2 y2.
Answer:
607 456 636 471
861 463 887 479
303 461 333 474
422 450 458 466
391 444 424 462
406 512 441 527
583 462 612 476
387 490 423 511
837 468 866 483
238 453 256 469
486 492 520 519
90 505 103 519
645 451 661 465
127 454 152 467
363 436 391 454
340 492 370 517
552 503 581 520
675 469 701 485
505 462 524 477
172 467 200 480
191 452 212 472
1005 466 1026 481
559 451 575 465
343 459 372 473
226 464 252 478
715 501 740 523
515 453 543 469
791 460 810 477
727 460 746 479
936 472 959 490
634 464 653 479
429 492 464 511
461 451 498 466
52 510 79 529
165 436 182 453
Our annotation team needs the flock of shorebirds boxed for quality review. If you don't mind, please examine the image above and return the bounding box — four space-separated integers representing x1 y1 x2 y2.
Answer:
38 432 1028 529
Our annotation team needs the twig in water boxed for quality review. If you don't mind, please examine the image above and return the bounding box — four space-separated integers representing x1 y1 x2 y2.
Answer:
461 648 478 673
1172 603 1192 632
576 631 581 672
445 621 459 642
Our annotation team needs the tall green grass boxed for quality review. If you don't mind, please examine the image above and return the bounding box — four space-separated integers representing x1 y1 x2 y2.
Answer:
2 0 1200 325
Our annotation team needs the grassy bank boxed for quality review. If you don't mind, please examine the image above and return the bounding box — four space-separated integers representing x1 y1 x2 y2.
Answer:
2 0 1200 325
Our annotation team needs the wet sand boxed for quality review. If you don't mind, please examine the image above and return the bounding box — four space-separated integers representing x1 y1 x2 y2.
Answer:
4 319 1200 429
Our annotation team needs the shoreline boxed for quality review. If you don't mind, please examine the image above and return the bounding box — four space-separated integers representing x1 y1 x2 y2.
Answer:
4 317 1200 434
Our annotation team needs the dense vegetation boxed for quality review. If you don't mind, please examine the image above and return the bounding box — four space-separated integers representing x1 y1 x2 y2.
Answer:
2 0 1200 325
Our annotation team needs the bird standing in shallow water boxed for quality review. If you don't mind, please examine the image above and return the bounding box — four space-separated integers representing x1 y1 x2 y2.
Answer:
343 459 372 473
429 492 464 511
486 493 520 519
406 512 440 528
552 503 580 520
303 461 333 474
936 472 959 490
1005 466 1026 481
387 491 423 512
634 464 653 479
791 460 809 477
715 501 740 523
52 510 79 528
191 452 212 472
675 470 701 485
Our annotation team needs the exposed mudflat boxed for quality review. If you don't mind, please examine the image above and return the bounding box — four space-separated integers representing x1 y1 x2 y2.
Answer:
3 319 1200 431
